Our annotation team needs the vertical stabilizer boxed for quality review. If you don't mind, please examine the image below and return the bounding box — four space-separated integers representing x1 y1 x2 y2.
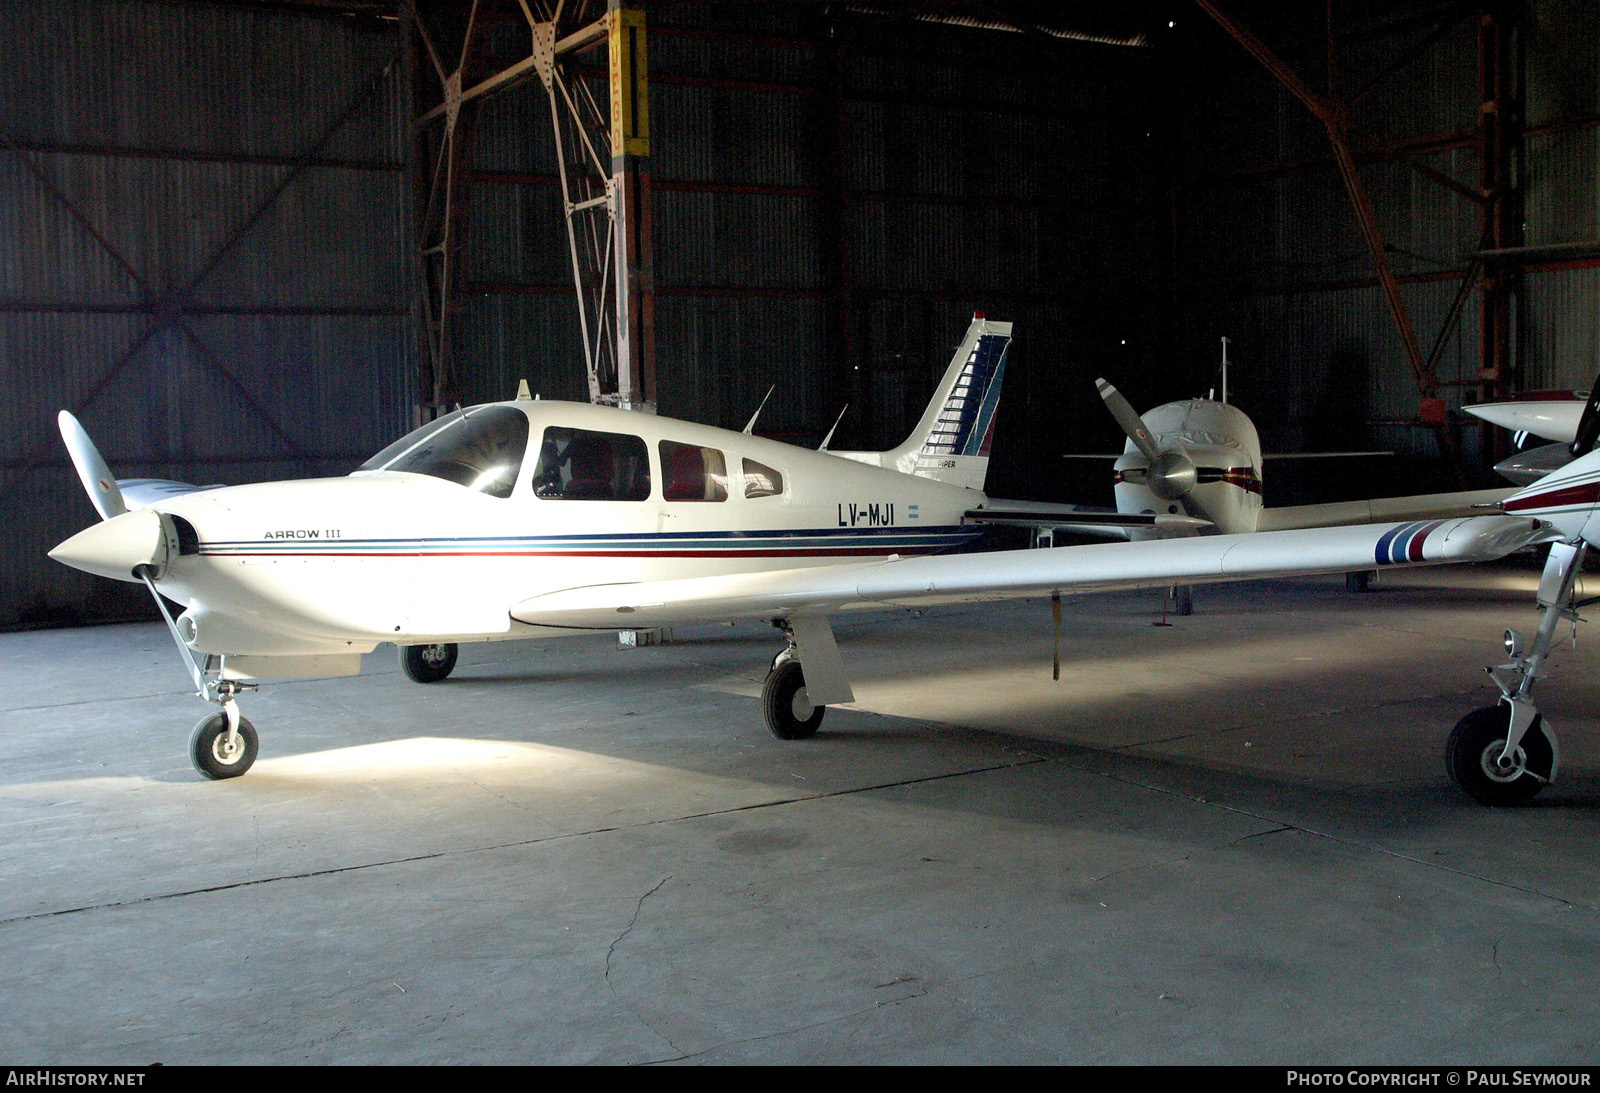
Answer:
883 315 1012 490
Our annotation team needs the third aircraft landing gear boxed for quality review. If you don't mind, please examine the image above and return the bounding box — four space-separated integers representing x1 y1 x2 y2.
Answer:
401 642 459 683
1446 540 1586 806
1446 705 1557 806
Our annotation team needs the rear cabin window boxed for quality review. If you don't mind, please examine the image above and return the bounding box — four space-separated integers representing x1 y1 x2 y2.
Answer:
532 426 652 501
660 441 728 502
743 459 784 499
362 406 528 499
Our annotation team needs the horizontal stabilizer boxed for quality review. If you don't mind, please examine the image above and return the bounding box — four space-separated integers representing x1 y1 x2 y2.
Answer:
1261 450 1392 460
509 514 1553 631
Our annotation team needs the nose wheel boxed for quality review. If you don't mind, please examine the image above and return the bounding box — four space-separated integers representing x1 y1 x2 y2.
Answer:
1446 705 1556 807
189 711 259 780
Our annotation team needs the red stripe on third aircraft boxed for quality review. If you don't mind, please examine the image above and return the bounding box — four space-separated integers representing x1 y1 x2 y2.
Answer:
1504 480 1600 512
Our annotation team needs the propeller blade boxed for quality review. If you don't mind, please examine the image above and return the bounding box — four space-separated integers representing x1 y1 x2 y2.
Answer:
1095 379 1161 464
58 411 127 521
1175 489 1221 529
1570 377 1600 458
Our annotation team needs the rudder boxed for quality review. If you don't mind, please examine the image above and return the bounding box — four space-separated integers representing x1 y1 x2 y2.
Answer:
885 314 1012 490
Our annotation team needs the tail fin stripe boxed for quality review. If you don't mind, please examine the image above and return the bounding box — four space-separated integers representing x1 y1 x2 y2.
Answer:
920 333 1010 457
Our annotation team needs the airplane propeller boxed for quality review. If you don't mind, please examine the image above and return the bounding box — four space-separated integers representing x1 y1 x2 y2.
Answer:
1569 380 1600 458
1095 378 1220 526
51 412 173 581
59 411 128 521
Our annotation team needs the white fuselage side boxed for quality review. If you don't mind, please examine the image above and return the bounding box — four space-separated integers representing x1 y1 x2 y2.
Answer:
1112 398 1263 537
148 400 987 657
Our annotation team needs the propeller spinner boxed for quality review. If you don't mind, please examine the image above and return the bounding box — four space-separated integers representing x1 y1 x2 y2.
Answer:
1096 378 1219 526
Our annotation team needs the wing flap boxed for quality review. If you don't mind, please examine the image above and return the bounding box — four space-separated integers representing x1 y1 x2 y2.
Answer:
509 515 1552 630
965 501 1211 533
1255 488 1514 533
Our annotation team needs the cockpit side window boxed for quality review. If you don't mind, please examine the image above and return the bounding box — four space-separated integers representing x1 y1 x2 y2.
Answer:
533 426 652 501
363 406 528 499
660 441 728 502
742 458 784 498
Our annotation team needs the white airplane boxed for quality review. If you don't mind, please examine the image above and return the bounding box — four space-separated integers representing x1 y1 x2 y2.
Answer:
1464 384 1600 485
1093 378 1513 539
46 316 1598 807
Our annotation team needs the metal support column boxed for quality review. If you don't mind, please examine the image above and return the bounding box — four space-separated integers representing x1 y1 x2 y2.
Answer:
608 2 654 411
407 0 654 415
1477 2 1522 464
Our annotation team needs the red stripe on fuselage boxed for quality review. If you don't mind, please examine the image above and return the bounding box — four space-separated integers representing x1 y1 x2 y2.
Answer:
1504 481 1600 512
204 546 944 560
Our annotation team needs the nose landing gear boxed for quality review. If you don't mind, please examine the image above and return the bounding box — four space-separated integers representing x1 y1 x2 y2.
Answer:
189 702 260 780
1447 540 1585 806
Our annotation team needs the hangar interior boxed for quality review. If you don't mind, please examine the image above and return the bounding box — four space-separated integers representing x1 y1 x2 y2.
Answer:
7 0 1599 627
3 0 1600 1066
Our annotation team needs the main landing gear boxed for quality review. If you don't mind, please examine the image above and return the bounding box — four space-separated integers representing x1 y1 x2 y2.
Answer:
401 642 458 683
763 656 823 739
760 618 853 740
1446 541 1585 806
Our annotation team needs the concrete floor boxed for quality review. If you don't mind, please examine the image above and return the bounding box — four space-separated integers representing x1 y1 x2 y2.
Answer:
2 561 1598 1064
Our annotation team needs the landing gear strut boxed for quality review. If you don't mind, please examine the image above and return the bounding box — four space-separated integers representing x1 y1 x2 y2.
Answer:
133 565 267 779
1447 541 1585 805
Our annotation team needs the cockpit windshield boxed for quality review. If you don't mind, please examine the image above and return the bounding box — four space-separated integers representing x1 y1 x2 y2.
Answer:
358 406 529 499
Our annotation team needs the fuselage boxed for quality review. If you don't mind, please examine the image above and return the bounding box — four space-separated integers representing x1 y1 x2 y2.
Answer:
150 399 987 655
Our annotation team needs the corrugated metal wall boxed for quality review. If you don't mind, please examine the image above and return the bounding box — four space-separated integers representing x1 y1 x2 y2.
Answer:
0 0 413 627
456 5 1163 502
12 1 1598 629
1522 0 1600 390
1173 0 1600 492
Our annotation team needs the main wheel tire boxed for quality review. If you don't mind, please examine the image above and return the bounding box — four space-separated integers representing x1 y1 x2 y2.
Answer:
1446 704 1554 807
762 660 824 740
401 642 458 683
189 713 259 780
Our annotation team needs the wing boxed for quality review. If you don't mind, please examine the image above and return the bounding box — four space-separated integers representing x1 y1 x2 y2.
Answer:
510 514 1552 630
